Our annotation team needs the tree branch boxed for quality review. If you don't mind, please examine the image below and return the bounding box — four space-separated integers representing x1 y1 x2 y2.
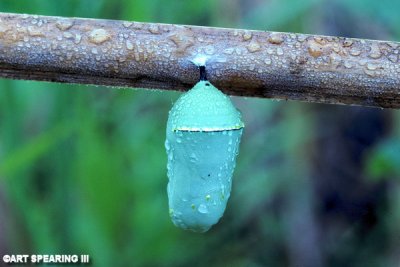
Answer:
0 12 399 108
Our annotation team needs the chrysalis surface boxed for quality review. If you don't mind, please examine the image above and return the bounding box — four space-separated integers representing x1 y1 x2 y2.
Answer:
165 80 244 233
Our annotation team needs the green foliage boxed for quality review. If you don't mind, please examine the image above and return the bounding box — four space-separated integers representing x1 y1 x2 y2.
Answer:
366 139 400 180
337 0 400 38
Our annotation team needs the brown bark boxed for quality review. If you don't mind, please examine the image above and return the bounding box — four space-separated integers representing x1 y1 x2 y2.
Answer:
0 12 399 108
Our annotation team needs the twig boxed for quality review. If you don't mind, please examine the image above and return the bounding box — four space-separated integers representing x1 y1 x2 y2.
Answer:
0 12 399 108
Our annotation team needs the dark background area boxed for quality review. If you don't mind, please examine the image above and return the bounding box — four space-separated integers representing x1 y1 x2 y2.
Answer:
0 1 400 266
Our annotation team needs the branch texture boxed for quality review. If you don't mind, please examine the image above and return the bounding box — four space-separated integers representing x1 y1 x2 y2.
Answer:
0 12 400 108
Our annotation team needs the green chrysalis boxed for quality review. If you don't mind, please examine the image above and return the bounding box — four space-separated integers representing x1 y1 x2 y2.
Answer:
165 80 244 233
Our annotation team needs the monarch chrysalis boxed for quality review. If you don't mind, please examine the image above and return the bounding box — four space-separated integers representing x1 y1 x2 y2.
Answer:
165 77 244 233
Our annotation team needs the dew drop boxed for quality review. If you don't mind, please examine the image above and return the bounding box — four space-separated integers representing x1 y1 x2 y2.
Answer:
388 54 398 63
74 34 82 44
344 61 353 69
0 25 7 39
189 152 197 163
366 62 380 70
314 37 326 45
148 24 160 34
350 48 361 56
63 32 73 39
268 33 284 44
198 204 208 214
297 35 307 42
358 59 368 66
27 26 44 37
123 21 133 28
308 41 323 58
364 68 377 77
246 41 261 53
242 31 252 41
56 19 73 31
368 44 382 59
88 29 111 44
205 45 215 55
223 48 234 54
343 39 353 47
126 40 134 50
134 52 140 61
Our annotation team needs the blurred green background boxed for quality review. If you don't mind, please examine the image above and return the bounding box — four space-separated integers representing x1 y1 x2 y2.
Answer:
1 1 400 266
